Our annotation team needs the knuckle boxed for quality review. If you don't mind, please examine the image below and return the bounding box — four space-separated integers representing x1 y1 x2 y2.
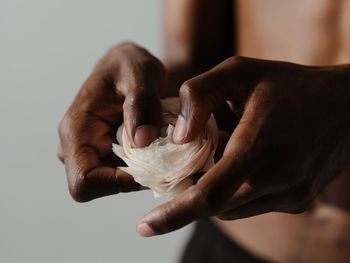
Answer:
116 41 138 49
226 56 247 69
179 80 202 102
139 56 165 77
57 118 66 137
192 186 219 215
57 116 72 159
224 56 253 78
68 173 90 203
123 92 160 118
108 42 139 55
228 55 244 65
66 147 97 203
57 121 67 163
156 203 180 234
57 150 64 163
57 113 72 139
179 77 224 115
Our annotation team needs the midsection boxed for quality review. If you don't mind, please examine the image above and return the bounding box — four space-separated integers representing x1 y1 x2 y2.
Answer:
213 205 350 263
213 1 350 262
236 0 350 65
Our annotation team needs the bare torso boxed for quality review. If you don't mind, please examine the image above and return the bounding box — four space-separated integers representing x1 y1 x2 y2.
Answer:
214 1 350 262
236 0 350 65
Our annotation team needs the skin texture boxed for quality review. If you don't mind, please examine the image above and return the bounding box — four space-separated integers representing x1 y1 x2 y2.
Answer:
58 43 165 202
217 1 350 261
57 42 233 202
58 0 350 261
137 58 350 236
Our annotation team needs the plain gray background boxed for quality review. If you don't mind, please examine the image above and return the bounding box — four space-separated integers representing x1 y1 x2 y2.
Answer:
0 1 192 262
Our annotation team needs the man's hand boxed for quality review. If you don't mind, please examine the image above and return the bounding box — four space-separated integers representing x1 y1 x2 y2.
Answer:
136 57 350 237
58 43 165 202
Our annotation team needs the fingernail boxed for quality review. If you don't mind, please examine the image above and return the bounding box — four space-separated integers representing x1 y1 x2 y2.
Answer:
137 223 155 237
173 115 187 143
134 125 158 147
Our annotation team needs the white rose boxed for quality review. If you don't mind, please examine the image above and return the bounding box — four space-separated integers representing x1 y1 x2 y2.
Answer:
112 97 218 198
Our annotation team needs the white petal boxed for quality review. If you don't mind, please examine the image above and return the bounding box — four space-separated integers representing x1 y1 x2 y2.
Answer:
112 97 219 198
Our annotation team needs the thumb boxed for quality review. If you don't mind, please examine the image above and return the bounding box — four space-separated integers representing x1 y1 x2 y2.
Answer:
112 44 165 147
173 70 231 144
136 112 261 237
123 91 162 147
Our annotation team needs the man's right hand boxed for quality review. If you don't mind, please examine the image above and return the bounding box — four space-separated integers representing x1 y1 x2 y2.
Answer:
57 43 165 202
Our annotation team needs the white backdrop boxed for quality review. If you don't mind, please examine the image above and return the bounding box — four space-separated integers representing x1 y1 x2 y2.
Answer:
0 1 191 262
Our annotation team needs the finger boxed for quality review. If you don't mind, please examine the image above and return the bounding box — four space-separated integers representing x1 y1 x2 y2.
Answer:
172 56 255 144
137 85 271 236
172 73 228 144
136 186 206 237
115 49 166 147
59 106 141 202
64 145 142 202
218 191 310 220
123 92 162 147
136 156 249 237
224 180 282 210
136 112 263 236
59 52 163 201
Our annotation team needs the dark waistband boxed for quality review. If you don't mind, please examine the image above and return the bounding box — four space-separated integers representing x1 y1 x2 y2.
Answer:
179 218 269 263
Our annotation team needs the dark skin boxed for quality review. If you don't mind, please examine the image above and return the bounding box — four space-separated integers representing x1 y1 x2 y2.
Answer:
58 41 350 237
57 42 232 201
59 41 350 236
138 57 350 236
57 43 165 202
